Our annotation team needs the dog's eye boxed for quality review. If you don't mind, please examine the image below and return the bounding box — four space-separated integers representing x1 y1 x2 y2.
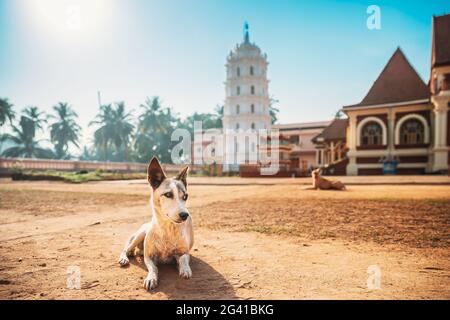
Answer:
182 194 188 201
163 192 173 198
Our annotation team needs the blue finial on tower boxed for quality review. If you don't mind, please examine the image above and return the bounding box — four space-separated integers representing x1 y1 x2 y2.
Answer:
243 22 250 43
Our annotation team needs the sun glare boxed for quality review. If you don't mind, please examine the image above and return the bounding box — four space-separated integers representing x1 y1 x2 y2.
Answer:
23 0 116 41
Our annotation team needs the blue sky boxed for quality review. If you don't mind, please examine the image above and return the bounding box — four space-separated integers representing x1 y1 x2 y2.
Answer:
0 0 449 148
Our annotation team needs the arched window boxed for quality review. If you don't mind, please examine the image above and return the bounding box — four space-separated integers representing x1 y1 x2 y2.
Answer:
251 122 255 129
361 122 383 146
236 105 240 114
236 86 240 95
237 67 240 77
251 85 255 95
251 104 255 113
400 119 424 145
250 66 254 76
236 123 240 130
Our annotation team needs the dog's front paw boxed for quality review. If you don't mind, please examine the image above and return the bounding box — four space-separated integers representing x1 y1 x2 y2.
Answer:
143 275 158 291
179 266 192 279
118 253 129 267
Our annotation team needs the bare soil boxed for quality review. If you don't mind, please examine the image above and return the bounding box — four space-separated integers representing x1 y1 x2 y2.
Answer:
0 179 449 299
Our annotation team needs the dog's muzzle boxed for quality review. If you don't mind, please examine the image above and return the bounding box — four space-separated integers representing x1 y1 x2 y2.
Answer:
179 212 189 221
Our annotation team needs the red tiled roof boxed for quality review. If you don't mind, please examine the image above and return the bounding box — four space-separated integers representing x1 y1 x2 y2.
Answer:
432 14 450 68
344 48 429 108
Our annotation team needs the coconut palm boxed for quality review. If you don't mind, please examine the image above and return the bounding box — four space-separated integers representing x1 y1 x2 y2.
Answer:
89 104 114 161
49 102 81 159
110 102 134 161
0 98 15 127
23 106 47 136
134 97 178 163
89 102 135 161
0 116 54 158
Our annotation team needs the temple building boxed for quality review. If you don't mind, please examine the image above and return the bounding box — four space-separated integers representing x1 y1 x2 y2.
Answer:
222 23 272 172
342 14 450 175
273 121 330 175
312 119 348 175
218 14 449 176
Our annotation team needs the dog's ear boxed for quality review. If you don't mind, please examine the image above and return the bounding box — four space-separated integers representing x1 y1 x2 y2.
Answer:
175 166 189 188
147 157 167 190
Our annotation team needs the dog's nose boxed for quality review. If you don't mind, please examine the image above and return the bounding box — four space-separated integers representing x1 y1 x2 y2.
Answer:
179 212 189 221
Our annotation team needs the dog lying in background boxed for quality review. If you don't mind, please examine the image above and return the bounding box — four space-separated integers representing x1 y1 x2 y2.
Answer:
311 168 346 190
118 157 193 291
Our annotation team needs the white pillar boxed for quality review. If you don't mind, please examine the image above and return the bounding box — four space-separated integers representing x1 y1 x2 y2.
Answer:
431 93 449 172
346 114 358 175
388 108 395 153
330 141 335 163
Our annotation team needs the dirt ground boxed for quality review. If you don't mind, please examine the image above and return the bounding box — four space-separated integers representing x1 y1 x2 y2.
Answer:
0 177 449 299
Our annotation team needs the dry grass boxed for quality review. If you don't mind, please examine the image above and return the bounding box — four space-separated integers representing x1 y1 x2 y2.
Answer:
194 198 450 248
0 188 145 216
1 182 450 248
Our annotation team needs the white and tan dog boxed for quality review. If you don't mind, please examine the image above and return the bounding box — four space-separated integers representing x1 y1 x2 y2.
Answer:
311 168 346 190
118 157 193 291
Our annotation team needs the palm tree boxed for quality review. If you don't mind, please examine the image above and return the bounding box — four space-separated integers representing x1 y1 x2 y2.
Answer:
0 116 54 158
23 106 47 136
0 98 15 127
134 97 178 163
110 102 134 161
89 104 114 161
49 102 81 159
137 97 165 132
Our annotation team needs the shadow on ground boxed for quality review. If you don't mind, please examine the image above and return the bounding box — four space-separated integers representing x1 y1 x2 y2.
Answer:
129 256 237 299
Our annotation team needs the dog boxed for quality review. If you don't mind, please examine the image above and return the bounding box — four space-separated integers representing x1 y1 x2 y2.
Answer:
118 157 193 291
311 168 346 190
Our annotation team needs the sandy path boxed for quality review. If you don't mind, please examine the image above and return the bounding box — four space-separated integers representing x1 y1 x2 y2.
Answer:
0 181 449 299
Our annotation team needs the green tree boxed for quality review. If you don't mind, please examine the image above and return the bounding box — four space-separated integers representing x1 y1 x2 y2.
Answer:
89 104 114 161
110 102 134 161
134 97 178 163
49 102 81 159
0 98 15 127
89 102 135 162
334 110 343 119
0 116 54 158
215 105 224 127
23 106 47 136
79 146 94 161
178 104 223 134
269 97 280 124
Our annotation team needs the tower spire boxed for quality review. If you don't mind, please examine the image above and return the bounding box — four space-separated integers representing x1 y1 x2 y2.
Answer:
243 22 250 43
